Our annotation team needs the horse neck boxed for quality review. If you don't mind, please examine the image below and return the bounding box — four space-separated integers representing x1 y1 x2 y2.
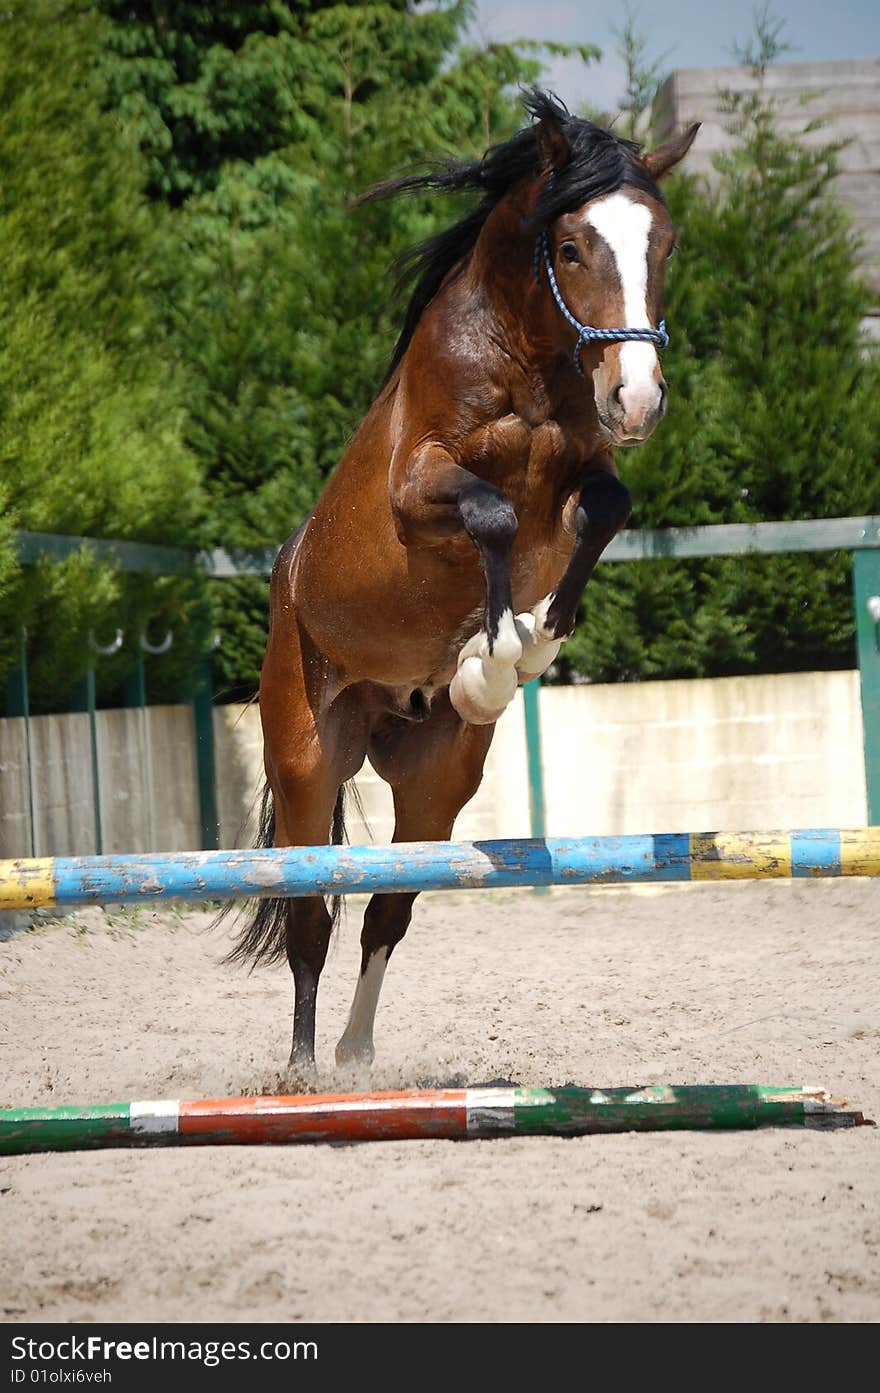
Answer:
469 187 558 374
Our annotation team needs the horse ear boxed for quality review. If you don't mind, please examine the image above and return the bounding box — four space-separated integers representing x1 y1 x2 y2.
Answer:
641 123 700 180
535 112 571 178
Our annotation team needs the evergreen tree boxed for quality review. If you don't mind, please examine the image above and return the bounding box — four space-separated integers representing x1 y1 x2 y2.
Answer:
0 0 206 711
614 4 667 140
566 12 880 683
5 1 875 705
97 1 599 694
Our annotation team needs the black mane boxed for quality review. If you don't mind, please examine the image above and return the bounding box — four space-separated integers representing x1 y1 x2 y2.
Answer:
360 91 664 384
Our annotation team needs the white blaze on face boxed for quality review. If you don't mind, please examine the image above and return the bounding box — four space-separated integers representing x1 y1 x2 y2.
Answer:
586 191 661 424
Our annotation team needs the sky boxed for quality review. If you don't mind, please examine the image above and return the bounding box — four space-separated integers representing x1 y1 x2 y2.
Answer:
472 1 880 114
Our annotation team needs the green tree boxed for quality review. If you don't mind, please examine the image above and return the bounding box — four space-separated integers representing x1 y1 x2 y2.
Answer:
614 4 668 140
98 1 599 693
0 1 206 711
566 12 880 683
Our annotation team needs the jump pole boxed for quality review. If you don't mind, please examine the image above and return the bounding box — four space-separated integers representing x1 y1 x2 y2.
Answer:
0 1086 868 1155
2 828 880 910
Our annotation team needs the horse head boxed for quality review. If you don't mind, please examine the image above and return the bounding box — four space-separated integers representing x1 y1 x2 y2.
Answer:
532 97 699 446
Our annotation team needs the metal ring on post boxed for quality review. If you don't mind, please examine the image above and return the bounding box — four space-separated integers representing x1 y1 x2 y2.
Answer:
139 629 173 656
88 630 124 658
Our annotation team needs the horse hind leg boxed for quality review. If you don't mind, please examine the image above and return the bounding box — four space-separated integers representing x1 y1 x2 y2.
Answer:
228 770 342 1073
244 648 368 1072
336 694 494 1066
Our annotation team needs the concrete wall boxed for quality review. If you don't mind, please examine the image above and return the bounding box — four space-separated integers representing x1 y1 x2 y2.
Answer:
539 671 866 836
653 58 880 313
211 691 532 851
0 670 867 857
211 670 866 849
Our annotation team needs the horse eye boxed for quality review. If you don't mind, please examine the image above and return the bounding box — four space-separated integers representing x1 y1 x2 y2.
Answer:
560 242 580 263
667 241 679 260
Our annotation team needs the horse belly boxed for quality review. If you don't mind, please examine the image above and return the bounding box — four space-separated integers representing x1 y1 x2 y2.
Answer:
293 517 483 686
296 519 573 691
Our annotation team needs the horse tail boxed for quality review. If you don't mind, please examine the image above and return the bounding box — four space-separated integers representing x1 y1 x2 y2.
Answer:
220 781 349 968
328 782 349 932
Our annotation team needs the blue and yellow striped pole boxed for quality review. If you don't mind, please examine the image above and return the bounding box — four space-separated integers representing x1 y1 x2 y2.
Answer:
2 829 880 911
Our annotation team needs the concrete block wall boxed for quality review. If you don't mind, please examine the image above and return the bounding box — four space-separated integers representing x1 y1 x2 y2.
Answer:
652 58 880 318
0 671 869 856
211 689 532 851
539 671 867 836
211 671 867 850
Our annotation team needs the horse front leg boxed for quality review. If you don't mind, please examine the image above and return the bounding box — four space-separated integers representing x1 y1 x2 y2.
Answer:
515 466 632 681
449 480 521 724
390 445 521 725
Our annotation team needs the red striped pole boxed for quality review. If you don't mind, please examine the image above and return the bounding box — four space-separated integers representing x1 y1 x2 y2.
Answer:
178 1090 469 1144
0 1085 869 1155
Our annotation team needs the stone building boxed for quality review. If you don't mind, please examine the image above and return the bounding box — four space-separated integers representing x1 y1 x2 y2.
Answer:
652 58 880 334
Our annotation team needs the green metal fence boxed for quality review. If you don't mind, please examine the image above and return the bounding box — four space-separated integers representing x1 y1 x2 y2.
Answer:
10 516 880 847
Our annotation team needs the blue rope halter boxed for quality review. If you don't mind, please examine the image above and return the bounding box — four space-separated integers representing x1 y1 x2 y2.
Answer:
535 229 669 378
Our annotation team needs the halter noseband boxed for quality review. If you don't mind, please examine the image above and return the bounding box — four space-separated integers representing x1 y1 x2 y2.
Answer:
535 229 669 378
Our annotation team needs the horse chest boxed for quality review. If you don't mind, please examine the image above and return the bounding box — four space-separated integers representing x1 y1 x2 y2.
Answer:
467 413 583 510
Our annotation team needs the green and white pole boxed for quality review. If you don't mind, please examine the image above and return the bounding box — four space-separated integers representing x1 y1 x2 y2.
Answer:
0 1085 867 1156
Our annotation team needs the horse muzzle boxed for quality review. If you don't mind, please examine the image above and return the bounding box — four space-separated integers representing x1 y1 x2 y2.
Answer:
600 376 668 445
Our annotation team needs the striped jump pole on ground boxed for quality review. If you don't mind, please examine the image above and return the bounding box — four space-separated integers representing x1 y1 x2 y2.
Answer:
2 828 880 911
0 1086 868 1155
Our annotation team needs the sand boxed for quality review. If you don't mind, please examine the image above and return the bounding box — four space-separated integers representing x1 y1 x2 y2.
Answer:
2 877 879 1323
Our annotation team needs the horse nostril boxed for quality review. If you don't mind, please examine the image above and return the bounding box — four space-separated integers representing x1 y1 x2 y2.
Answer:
658 378 669 414
610 381 624 412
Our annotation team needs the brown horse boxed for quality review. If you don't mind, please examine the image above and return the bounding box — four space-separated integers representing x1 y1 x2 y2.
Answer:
231 92 699 1071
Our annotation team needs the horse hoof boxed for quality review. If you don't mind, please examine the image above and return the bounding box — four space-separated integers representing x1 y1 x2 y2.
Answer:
450 651 518 723
457 613 523 669
287 1047 317 1082
335 1037 375 1068
489 612 524 668
514 610 564 681
449 668 510 725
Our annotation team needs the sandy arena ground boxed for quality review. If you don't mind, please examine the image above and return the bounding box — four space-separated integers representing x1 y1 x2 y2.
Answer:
2 878 879 1323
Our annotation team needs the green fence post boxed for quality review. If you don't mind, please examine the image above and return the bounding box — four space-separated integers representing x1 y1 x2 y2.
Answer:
83 668 103 855
124 654 146 711
192 658 219 851
83 630 123 856
5 641 27 720
852 549 880 824
124 652 150 849
67 675 102 853
522 678 546 840
5 627 37 856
